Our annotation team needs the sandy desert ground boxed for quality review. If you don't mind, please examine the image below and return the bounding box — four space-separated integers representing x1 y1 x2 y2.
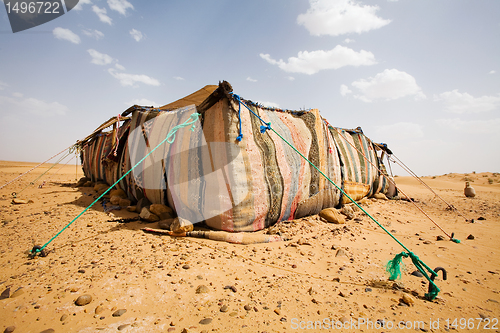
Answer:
0 160 499 333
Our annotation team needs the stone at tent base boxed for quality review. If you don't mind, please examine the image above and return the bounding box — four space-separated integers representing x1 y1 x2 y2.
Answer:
158 218 175 230
319 208 345 224
75 177 90 187
110 195 122 205
135 197 152 213
119 198 132 207
372 193 388 200
83 181 93 187
109 188 127 199
127 206 137 212
140 207 159 222
12 198 33 205
170 217 194 233
340 205 354 219
93 183 108 193
357 197 370 206
149 204 174 220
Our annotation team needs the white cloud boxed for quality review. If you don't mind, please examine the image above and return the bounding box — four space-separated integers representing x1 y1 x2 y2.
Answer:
107 0 133 15
297 0 391 37
246 77 257 82
434 90 500 113
12 92 23 98
126 98 158 107
436 118 500 134
173 76 185 81
108 68 161 87
376 122 424 140
0 81 8 90
129 29 143 42
256 101 280 109
340 84 352 96
345 69 426 102
87 49 114 65
0 95 68 117
53 27 81 44
489 70 496 74
115 63 126 70
82 29 104 40
92 5 112 25
260 45 376 75
73 0 92 10
286 76 295 81
344 38 355 43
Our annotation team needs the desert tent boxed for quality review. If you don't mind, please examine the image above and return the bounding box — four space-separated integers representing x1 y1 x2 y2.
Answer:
77 81 394 232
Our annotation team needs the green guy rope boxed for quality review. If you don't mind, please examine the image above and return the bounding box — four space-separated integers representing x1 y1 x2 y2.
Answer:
31 112 200 257
236 98 441 300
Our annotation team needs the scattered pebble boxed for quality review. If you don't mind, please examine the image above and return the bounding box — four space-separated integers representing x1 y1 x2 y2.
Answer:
224 285 237 293
75 295 92 306
335 249 347 257
10 288 24 298
117 324 129 331
467 234 475 240
401 293 415 306
12 198 31 205
4 326 15 333
112 309 127 317
0 287 10 300
220 305 228 312
411 270 424 277
199 318 212 325
196 285 209 294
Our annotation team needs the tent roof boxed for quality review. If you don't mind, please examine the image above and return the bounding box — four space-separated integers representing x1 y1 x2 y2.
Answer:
160 85 219 110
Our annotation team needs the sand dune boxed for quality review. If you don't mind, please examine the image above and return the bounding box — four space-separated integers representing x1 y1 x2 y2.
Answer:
1 161 499 332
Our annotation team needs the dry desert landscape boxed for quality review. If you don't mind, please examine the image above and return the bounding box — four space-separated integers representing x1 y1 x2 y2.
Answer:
1 161 499 332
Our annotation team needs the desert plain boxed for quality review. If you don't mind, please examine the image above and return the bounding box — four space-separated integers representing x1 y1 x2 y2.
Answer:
0 160 499 332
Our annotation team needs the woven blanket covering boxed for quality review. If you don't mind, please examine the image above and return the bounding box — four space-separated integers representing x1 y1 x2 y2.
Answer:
81 97 391 232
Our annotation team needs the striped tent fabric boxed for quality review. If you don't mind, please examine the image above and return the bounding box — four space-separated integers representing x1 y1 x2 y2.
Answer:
79 82 393 232
329 127 389 203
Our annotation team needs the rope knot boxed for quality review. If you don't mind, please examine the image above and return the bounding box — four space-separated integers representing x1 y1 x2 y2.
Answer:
260 123 271 133
386 251 409 280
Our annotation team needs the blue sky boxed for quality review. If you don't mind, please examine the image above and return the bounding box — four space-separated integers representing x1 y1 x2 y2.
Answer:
0 0 499 176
